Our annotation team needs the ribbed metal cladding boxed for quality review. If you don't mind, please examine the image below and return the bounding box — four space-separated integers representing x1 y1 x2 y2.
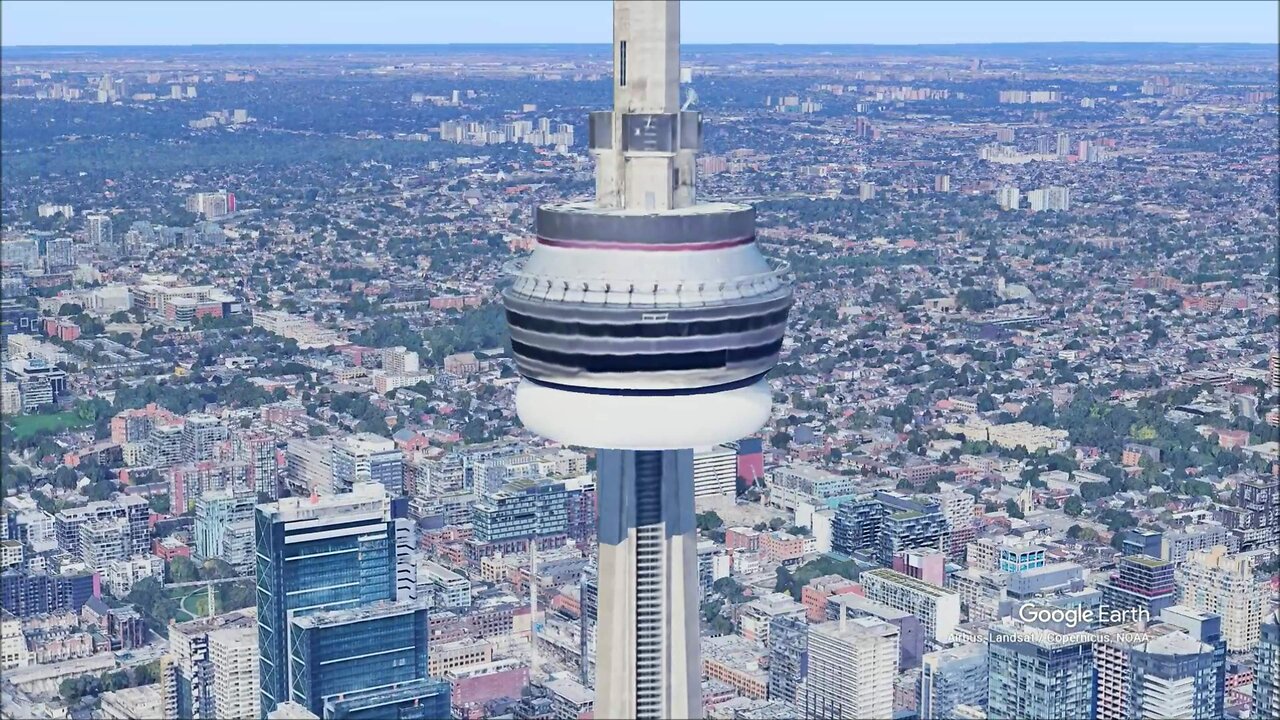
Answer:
504 198 792 397
504 284 790 393
505 304 790 338
634 451 663 525
633 450 665 719
536 203 754 245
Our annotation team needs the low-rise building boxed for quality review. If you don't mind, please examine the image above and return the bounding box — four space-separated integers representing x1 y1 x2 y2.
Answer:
702 634 769 700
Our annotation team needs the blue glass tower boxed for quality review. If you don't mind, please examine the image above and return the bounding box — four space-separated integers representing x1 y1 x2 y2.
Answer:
289 601 445 717
255 483 399 717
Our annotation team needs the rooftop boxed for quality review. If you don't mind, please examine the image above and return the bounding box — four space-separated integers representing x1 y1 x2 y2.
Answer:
1142 630 1211 656
828 593 910 621
170 608 256 636
259 481 389 520
863 568 957 599
922 641 987 667
291 600 427 630
544 675 594 706
813 615 899 641
1162 605 1215 622
323 678 449 714
1123 554 1171 569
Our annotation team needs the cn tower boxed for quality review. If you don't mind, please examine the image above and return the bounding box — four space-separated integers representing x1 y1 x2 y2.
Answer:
503 1 792 717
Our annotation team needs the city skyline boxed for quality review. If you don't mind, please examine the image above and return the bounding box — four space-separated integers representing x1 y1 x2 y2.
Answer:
1 0 1276 716
2 0 1278 46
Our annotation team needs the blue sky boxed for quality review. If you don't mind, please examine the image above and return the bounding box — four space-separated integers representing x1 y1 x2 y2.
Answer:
2 1 1277 46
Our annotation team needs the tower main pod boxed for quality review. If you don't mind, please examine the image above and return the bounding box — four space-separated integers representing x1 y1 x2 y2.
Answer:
502 2 792 718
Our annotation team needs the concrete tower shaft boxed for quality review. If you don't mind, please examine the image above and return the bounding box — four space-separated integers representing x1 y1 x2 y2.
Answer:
613 0 680 115
594 0 697 211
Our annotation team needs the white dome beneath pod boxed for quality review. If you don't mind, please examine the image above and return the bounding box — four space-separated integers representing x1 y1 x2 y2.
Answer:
514 377 772 450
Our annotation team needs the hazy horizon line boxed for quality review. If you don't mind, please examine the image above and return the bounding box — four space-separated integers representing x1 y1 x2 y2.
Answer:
5 39 1277 50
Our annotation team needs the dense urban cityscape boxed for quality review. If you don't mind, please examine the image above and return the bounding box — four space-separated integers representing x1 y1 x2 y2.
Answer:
1 1 1279 719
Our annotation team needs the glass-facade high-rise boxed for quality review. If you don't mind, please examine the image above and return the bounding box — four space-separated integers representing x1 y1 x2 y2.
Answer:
1257 611 1280 720
288 601 431 715
255 483 398 717
193 487 256 569
919 643 988 719
1129 632 1220 720
987 622 1095 719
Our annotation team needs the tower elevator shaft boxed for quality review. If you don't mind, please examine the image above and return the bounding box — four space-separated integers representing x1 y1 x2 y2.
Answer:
595 449 702 719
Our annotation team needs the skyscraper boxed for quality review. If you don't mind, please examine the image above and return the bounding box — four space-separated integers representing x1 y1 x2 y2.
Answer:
193 488 257 572
860 568 961 645
1175 545 1269 651
1098 554 1177 619
919 643 988 719
209 622 261 720
1026 185 1072 212
287 601 440 716
580 560 599 688
1160 605 1226 718
470 477 574 545
86 214 113 249
692 444 737 498
54 495 150 558
1257 611 1280 720
44 237 75 271
382 346 420 375
1123 528 1164 558
162 609 258 720
996 185 1020 211
1056 131 1071 157
767 614 808 703
255 483 399 716
988 621 1095 719
832 490 947 565
1222 477 1278 551
1094 614 1224 720
186 190 234 219
1129 631 1220 719
183 413 228 463
285 438 334 496
803 616 898 719
150 424 184 469
501 2 791 717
